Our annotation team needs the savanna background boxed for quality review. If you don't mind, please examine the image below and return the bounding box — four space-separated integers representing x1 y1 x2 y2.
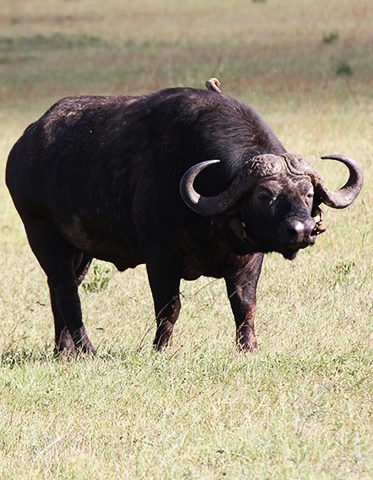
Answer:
0 1 372 478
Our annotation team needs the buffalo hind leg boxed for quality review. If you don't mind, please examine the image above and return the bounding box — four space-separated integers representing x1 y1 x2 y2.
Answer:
51 291 75 354
225 253 264 352
23 218 95 355
146 258 181 350
49 279 95 355
52 253 93 354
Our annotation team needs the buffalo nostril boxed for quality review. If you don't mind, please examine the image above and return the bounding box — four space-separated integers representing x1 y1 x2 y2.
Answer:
305 218 316 235
287 220 304 239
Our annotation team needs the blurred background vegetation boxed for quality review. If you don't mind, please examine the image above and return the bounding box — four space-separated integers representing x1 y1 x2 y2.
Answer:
1 0 372 109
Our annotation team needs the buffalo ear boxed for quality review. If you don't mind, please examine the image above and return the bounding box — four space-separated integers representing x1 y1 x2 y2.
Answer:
311 195 323 214
229 217 248 242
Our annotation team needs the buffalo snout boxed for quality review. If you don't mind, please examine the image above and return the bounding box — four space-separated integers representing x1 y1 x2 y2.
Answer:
283 217 316 247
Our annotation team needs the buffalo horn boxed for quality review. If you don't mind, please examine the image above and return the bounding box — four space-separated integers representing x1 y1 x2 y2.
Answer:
315 155 364 208
179 160 256 216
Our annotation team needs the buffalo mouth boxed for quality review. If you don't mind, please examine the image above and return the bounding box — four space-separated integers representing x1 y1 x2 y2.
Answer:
280 230 318 260
282 248 299 260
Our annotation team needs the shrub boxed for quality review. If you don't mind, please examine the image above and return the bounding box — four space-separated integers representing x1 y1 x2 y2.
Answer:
336 60 353 76
82 261 114 293
322 31 339 44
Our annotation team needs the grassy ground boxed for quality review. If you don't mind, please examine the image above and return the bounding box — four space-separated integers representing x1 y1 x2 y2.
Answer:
0 0 372 478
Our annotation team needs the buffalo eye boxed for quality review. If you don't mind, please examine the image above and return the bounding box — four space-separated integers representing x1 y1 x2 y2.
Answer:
257 188 274 203
306 191 314 205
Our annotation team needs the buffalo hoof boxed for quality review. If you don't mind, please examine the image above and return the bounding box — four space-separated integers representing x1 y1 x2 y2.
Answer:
153 324 174 351
153 337 171 352
78 340 97 355
236 333 257 353
54 327 76 357
70 326 97 355
54 345 76 357
55 326 96 355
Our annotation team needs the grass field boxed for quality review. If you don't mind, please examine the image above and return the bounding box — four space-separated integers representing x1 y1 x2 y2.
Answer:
0 0 372 478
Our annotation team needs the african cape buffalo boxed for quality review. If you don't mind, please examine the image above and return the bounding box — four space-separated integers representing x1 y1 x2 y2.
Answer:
6 81 363 354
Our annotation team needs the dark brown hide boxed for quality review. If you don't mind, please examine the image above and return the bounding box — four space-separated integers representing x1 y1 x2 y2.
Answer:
6 86 363 353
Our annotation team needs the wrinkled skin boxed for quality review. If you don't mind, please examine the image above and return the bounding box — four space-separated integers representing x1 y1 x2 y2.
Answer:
234 175 316 260
6 87 362 354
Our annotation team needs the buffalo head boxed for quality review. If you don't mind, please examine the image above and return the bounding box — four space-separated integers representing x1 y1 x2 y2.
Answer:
180 154 363 259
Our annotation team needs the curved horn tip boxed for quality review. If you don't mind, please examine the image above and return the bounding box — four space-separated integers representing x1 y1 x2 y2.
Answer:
203 159 220 166
320 154 364 179
317 154 364 208
179 159 228 216
179 159 220 199
320 155 364 173
321 155 349 161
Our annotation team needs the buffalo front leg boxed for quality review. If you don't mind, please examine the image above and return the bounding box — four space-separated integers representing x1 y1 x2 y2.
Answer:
225 253 264 352
146 258 181 350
